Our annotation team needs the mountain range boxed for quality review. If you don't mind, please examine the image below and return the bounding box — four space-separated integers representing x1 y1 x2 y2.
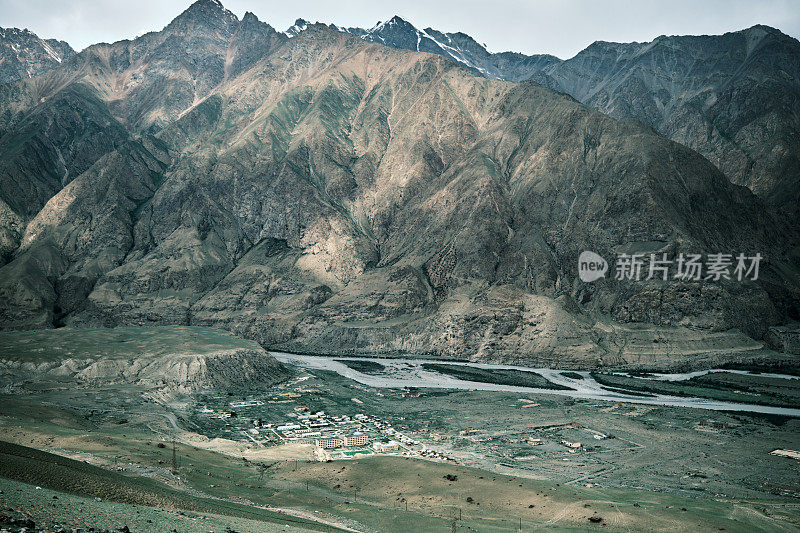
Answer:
0 0 798 366
532 25 800 225
282 16 560 82
331 16 800 226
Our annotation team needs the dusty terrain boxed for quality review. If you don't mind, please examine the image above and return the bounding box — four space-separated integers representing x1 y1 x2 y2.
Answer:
0 326 797 532
0 326 289 391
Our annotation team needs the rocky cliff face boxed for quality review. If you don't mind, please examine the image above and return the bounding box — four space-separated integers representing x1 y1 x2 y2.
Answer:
0 1 798 367
325 20 800 227
306 16 560 82
0 27 75 84
530 25 800 224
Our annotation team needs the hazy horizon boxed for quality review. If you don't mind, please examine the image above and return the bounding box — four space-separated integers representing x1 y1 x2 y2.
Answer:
0 0 798 60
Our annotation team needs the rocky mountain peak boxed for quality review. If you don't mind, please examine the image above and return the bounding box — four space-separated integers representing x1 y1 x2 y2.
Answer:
285 18 310 37
579 40 627 55
377 16 413 29
738 24 799 54
344 15 559 81
166 0 239 34
241 11 259 23
741 23 782 36
363 15 420 43
0 26 76 84
236 10 277 35
226 8 286 77
184 0 230 15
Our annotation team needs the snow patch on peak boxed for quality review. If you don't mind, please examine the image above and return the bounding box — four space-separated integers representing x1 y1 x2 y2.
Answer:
285 18 309 37
40 40 62 63
368 15 408 34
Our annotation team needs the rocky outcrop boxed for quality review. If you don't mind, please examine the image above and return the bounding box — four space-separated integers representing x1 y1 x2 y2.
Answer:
0 27 75 84
765 325 800 355
0 326 289 390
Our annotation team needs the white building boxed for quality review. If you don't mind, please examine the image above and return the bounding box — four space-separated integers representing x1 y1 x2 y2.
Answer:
373 440 400 452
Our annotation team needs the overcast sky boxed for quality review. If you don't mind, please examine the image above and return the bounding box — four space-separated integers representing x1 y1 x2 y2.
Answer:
1 0 798 59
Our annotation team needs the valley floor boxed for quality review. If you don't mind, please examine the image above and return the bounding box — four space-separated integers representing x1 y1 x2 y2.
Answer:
0 327 798 532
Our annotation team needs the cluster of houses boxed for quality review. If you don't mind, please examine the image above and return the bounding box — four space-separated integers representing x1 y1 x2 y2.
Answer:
203 401 444 459
417 449 457 462
316 432 370 449
311 413 419 454
313 432 401 452
254 408 421 455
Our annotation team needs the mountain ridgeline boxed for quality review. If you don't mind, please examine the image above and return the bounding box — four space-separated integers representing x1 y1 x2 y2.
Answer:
531 25 800 226
0 0 798 367
332 17 800 226
0 27 75 84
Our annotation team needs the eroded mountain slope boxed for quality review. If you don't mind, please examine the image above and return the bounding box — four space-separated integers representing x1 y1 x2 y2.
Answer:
0 3 798 367
0 27 74 84
0 0 288 266
533 25 800 223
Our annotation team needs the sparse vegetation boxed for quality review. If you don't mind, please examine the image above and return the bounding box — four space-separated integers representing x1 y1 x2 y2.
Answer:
590 372 800 407
335 359 386 374
422 363 572 390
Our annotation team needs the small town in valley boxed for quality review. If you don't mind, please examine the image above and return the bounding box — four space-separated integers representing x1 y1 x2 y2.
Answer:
194 375 460 463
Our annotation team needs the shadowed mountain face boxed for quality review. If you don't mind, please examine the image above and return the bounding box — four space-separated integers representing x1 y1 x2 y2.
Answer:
0 1 798 366
530 26 800 225
0 0 287 262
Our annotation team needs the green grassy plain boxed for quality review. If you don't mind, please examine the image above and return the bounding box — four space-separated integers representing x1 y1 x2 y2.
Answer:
0 326 261 362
